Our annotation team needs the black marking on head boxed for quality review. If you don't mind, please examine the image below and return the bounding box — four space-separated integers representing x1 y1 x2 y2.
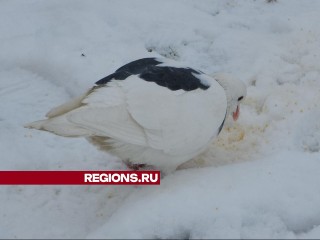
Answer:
238 96 244 101
218 111 227 134
95 58 209 91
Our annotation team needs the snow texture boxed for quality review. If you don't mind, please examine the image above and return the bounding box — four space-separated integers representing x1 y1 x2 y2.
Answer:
1 0 320 238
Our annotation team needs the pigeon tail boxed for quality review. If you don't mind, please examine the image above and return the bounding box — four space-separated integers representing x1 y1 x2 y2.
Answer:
24 117 93 137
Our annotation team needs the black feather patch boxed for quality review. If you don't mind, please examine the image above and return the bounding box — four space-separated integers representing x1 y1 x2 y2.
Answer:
95 58 210 91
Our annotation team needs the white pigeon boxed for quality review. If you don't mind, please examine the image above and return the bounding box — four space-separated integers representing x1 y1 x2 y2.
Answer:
25 58 246 173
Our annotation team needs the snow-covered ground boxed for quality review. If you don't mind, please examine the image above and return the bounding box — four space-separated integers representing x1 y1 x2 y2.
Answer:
1 0 320 238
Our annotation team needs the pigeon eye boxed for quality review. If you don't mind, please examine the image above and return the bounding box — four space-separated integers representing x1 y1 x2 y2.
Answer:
238 96 243 101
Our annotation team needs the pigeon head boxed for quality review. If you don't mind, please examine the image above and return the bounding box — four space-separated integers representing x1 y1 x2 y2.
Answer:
214 73 247 121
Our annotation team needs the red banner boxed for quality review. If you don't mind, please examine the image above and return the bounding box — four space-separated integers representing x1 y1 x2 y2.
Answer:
0 171 161 185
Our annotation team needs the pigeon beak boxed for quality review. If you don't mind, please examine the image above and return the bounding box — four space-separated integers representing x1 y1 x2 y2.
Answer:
233 105 240 121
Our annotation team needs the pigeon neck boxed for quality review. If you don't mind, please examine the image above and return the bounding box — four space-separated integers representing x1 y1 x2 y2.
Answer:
214 75 232 115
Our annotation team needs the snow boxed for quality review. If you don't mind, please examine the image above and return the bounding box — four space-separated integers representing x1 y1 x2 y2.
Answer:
0 0 320 238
